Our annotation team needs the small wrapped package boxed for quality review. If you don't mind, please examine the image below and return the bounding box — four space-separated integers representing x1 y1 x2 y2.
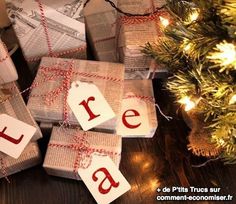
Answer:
0 82 42 141
116 80 158 138
43 126 122 180
0 39 18 84
85 0 117 62
6 0 87 75
0 142 41 179
27 57 124 132
116 0 167 79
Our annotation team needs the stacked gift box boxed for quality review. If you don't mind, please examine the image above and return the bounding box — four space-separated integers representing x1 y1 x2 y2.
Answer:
0 82 42 178
6 0 87 75
116 0 168 79
84 0 118 62
27 57 124 133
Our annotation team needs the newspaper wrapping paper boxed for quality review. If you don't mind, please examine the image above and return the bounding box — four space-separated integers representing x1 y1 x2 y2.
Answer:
85 8 118 62
0 142 41 179
116 0 167 79
0 40 18 85
6 0 87 75
0 82 42 141
118 79 158 138
27 57 124 132
43 126 122 180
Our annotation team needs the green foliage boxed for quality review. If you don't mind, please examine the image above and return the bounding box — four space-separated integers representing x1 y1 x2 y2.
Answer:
143 0 236 163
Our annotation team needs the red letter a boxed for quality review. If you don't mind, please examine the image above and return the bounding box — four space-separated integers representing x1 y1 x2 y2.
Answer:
79 96 101 121
92 167 120 194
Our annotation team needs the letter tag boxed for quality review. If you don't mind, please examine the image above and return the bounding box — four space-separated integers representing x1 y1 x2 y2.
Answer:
78 155 131 204
116 93 150 136
0 114 36 158
67 81 116 131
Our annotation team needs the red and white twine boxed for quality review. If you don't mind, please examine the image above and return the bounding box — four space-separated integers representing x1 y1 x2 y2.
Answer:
48 131 120 178
36 0 54 57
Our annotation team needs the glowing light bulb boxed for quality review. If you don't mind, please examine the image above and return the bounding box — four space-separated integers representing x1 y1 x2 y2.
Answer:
159 16 169 27
184 43 192 52
189 10 199 22
229 94 236 105
182 39 192 53
207 41 236 69
179 96 196 111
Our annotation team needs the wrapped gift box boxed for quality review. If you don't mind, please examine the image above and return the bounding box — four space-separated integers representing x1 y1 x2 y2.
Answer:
85 0 117 62
27 57 124 132
117 79 158 138
0 142 41 179
0 39 18 84
0 82 42 141
43 126 122 180
116 0 167 79
6 0 87 75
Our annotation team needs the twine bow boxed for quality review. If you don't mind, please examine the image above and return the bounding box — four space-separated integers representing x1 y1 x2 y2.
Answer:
49 129 120 179
31 60 74 124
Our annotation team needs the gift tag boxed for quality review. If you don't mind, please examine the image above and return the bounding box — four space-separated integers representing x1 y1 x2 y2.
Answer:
67 81 115 131
78 155 131 204
116 93 150 136
0 114 36 158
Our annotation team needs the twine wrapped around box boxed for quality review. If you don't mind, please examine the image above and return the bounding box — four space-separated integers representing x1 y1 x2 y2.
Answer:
0 82 42 141
116 0 168 79
43 126 122 180
6 0 87 74
27 57 124 132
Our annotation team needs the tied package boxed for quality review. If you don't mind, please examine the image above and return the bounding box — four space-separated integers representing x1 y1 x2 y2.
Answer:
43 127 122 180
0 82 42 141
0 142 41 179
27 57 124 132
116 0 167 79
6 0 87 75
117 80 157 138
84 0 117 62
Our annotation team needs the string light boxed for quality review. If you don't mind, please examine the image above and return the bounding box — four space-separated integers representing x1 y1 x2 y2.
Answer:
159 16 169 27
229 94 236 105
186 9 199 24
207 41 236 70
178 96 196 111
182 39 193 53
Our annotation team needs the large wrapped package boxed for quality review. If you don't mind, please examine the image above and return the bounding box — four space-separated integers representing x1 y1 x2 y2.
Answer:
0 82 42 141
6 0 87 75
116 0 167 79
0 142 41 179
84 0 117 62
27 57 124 133
43 126 122 180
0 39 18 84
116 79 158 138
